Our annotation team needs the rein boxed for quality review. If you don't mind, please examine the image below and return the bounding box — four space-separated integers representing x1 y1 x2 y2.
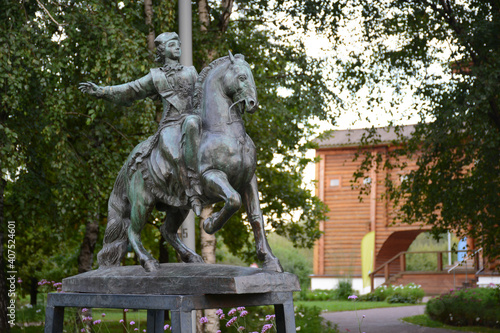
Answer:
227 98 245 124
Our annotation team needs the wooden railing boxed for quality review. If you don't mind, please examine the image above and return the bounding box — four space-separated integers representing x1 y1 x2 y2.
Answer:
369 250 476 291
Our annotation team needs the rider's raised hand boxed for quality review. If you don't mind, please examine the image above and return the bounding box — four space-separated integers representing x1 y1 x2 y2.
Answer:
78 82 102 97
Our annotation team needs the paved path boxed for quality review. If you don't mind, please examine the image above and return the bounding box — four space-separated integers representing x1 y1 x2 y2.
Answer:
321 305 474 333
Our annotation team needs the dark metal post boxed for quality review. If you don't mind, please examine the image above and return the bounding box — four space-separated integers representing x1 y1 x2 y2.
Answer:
274 293 296 333
147 310 165 333
44 305 64 333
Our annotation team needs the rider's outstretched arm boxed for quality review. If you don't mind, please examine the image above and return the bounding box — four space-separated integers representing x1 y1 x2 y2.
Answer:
81 74 157 107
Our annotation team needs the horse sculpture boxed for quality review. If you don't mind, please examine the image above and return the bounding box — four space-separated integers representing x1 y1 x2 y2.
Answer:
96 53 283 273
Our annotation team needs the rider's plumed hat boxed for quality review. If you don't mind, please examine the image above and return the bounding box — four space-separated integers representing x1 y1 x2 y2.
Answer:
154 32 180 46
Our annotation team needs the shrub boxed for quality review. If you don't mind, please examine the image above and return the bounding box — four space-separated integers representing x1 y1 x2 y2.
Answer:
208 305 339 333
426 286 500 328
296 289 337 301
360 283 425 303
294 304 339 333
295 280 354 301
335 280 354 300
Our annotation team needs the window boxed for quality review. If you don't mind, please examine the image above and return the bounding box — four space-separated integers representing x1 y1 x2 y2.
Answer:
327 176 342 189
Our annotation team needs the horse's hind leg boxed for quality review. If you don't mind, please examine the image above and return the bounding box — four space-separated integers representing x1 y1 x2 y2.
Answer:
160 208 204 263
243 175 283 272
201 169 242 234
128 172 159 272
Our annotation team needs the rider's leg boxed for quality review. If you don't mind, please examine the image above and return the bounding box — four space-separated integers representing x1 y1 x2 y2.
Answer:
201 169 242 234
160 208 204 263
243 175 283 272
128 171 158 272
181 114 202 216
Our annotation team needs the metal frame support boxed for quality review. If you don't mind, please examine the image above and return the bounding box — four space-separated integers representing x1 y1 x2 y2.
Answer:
45 292 297 333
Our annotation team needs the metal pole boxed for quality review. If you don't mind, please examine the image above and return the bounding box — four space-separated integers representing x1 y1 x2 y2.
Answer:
178 2 195 331
179 0 193 67
448 231 452 266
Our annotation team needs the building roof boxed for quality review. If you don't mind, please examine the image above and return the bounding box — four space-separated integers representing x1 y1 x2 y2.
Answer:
315 124 416 148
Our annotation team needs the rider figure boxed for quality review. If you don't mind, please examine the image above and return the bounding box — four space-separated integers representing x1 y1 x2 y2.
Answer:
79 32 203 216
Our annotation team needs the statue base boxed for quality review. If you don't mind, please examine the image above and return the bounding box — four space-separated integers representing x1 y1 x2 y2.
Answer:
45 264 300 333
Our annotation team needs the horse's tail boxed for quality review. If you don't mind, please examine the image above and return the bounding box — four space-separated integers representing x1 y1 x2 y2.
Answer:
97 165 130 268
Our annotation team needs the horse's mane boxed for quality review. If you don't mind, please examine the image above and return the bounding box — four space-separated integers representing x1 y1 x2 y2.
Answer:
193 54 246 112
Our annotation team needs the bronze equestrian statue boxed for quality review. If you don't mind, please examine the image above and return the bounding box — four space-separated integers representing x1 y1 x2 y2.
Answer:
79 32 282 273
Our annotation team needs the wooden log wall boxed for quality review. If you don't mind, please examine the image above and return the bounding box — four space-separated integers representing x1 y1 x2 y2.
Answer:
314 145 428 277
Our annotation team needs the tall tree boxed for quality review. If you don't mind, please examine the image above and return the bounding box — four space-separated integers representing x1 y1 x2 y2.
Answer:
2 1 335 307
323 1 500 260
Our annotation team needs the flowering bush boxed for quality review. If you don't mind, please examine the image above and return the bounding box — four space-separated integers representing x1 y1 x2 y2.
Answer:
296 281 354 301
426 285 500 328
359 283 424 303
198 305 338 333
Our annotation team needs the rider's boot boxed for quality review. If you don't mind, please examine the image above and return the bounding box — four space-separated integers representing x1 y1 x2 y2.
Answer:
182 115 203 216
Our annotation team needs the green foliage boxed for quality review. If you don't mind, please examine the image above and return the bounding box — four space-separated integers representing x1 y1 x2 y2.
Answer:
426 286 500 328
296 281 354 301
267 234 313 290
1 0 336 298
294 305 339 333
332 1 500 260
360 283 425 304
406 232 459 271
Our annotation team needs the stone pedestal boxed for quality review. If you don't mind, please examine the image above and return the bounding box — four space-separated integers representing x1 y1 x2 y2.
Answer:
45 264 300 333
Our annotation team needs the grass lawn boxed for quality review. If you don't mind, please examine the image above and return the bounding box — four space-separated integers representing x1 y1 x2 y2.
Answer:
402 315 500 333
295 300 419 312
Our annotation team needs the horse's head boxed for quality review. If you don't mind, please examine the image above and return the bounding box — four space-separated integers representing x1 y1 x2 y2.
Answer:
223 51 258 114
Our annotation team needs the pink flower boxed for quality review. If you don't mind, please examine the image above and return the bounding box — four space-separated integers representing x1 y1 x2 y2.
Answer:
237 306 246 311
216 331 221 333
228 308 237 316
216 309 224 316
130 321 135 325
120 319 124 324
226 316 238 327
261 324 273 332
238 326 245 331
219 314 226 320
348 295 358 300
240 310 249 317
143 330 146 332
124 309 129 312
199 316 208 324
101 313 106 317
164 324 170 330
134 329 138 331
17 278 22 283
81 329 85 332
92 320 101 325
82 308 89 313
265 314 275 321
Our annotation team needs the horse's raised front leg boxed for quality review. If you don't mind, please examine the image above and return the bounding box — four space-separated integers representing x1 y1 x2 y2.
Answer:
159 208 204 264
201 169 242 234
128 172 159 272
243 175 283 272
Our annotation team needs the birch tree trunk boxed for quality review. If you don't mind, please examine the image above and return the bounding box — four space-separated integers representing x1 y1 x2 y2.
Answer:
198 207 219 332
144 0 156 58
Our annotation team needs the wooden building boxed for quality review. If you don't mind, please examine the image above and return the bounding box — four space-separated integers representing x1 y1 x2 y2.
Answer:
311 125 499 294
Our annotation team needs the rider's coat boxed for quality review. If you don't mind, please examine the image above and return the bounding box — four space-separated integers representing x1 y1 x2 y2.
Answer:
99 63 198 122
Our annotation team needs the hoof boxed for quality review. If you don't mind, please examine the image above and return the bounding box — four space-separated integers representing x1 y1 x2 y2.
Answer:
203 217 215 234
187 254 205 264
203 211 221 234
263 258 283 273
143 259 160 272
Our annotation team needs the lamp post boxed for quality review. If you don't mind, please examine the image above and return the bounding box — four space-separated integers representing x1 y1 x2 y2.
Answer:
178 2 196 331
